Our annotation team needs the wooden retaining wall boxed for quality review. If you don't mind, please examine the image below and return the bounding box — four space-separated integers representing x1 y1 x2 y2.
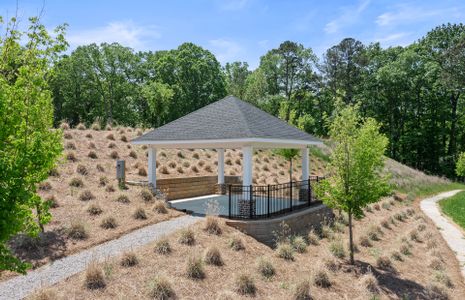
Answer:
157 176 241 200
225 204 334 246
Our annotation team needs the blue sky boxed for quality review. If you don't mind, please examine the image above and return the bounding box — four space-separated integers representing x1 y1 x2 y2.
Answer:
1 0 464 68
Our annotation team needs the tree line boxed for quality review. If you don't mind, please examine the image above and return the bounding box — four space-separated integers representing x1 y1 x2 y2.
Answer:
50 24 465 178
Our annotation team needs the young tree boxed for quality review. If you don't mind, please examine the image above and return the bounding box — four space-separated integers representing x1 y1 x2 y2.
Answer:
315 104 390 264
0 16 66 273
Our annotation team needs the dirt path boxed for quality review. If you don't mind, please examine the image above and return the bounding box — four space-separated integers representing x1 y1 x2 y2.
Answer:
0 215 202 300
420 190 465 281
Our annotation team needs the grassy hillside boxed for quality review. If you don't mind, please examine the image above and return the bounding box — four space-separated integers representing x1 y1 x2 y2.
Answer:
31 196 465 299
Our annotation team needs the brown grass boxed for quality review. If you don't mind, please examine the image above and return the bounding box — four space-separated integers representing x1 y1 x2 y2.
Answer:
85 262 106 290
204 216 222 235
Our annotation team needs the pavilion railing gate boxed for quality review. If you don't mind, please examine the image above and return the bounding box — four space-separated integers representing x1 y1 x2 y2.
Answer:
228 175 323 219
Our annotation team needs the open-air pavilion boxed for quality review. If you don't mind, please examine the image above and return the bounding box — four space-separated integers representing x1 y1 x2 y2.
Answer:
132 96 323 219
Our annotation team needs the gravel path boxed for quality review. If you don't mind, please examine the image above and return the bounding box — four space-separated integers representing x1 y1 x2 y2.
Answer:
420 190 465 281
0 215 202 300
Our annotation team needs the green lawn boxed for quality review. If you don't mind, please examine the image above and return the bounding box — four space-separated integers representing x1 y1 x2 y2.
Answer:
397 182 465 199
439 190 465 230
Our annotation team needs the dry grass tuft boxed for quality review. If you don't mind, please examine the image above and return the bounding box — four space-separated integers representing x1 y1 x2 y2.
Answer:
100 216 118 229
186 256 205 280
76 164 88 175
409 229 420 242
307 230 320 245
204 216 222 235
418 223 427 232
87 203 103 215
154 238 171 255
257 257 275 279
234 274 256 295
292 236 307 253
360 272 379 294
108 142 116 148
153 201 168 214
65 141 76 150
109 150 119 159
293 279 311 300
116 194 130 204
376 256 393 270
429 258 444 271
120 135 128 142
96 164 105 172
148 276 175 299
85 262 106 290
67 220 88 240
204 164 213 172
129 150 137 159
391 251 403 261
88 150 98 159
313 266 331 288
99 176 108 186
91 122 100 131
192 152 200 159
140 189 153 202
138 167 147 176
79 190 95 201
204 246 223 266
329 240 346 258
426 284 449 300
178 228 195 245
400 244 411 256
63 132 73 139
133 207 147 220
276 243 294 260
106 133 115 140
68 177 82 188
60 122 70 130
66 151 78 162
160 166 170 174
30 289 57 300
191 165 199 173
120 251 138 267
76 123 86 130
38 181 52 191
229 236 245 251
45 195 59 208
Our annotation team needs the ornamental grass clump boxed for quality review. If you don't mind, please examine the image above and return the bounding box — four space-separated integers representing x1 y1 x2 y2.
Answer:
79 190 95 201
138 167 147 176
87 203 103 216
120 251 138 267
67 220 88 240
276 243 294 260
229 236 245 251
307 230 320 245
148 276 175 300
204 216 222 235
85 262 106 290
294 279 311 300
133 207 147 220
154 238 171 255
100 217 117 229
257 257 275 279
178 228 195 245
153 201 168 214
234 274 256 296
313 266 331 288
329 240 346 259
204 247 223 266
292 236 307 253
140 189 153 202
186 256 205 280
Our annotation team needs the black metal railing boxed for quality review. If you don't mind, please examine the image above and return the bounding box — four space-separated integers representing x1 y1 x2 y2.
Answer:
227 176 323 219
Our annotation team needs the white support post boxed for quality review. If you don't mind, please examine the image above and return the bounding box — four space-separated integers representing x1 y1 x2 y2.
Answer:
148 147 157 190
301 147 309 182
242 146 253 187
217 148 225 185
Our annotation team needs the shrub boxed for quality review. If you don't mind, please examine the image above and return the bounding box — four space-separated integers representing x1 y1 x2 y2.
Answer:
76 164 88 175
69 177 84 188
313 267 331 288
79 190 95 201
294 279 311 300
38 181 52 191
292 236 307 253
307 230 320 245
178 228 195 245
67 220 88 240
400 244 411 256
204 216 222 235
332 221 345 233
229 236 245 251
106 185 115 193
106 133 115 140
376 256 392 270
120 251 138 267
87 203 103 215
109 150 119 159
66 151 77 162
360 272 379 294
100 217 118 229
186 256 205 280
329 240 346 258
153 201 168 214
45 195 59 208
257 258 275 279
138 167 147 176
129 150 137 159
319 225 333 239
204 247 223 266
85 262 105 290
65 141 76 150
426 284 449 300
276 243 294 260
91 122 100 131
120 135 128 142
116 194 130 204
63 132 73 139
140 189 153 202
154 238 171 255
148 276 175 299
133 207 147 220
96 164 105 172
88 151 98 159
234 274 256 295
76 123 86 130
60 121 70 130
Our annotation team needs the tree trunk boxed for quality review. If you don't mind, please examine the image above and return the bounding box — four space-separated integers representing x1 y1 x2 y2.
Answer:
348 210 354 264
448 92 459 156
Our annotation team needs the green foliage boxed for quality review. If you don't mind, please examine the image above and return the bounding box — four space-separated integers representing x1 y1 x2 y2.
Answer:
0 16 66 273
315 104 390 263
455 152 465 177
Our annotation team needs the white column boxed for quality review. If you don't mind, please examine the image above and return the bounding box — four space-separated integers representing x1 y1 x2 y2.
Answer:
148 147 157 189
217 148 225 185
242 146 253 187
301 147 309 181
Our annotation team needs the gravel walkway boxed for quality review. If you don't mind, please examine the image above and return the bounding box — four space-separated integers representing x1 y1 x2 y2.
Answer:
420 190 465 281
0 215 202 300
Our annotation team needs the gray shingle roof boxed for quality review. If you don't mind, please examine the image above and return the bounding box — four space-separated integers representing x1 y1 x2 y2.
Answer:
133 96 320 143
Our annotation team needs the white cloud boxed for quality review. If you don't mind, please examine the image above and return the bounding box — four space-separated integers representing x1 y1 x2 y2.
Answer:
324 0 371 34
377 5 463 27
67 21 160 50
374 32 412 46
219 0 250 11
208 38 245 64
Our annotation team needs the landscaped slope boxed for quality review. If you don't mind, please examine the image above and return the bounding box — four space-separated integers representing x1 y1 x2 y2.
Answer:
31 195 465 299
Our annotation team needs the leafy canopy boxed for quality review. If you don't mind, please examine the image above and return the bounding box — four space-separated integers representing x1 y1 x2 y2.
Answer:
455 152 465 177
0 16 66 273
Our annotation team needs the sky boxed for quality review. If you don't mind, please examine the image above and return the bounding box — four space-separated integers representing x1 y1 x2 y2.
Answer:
1 0 464 69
